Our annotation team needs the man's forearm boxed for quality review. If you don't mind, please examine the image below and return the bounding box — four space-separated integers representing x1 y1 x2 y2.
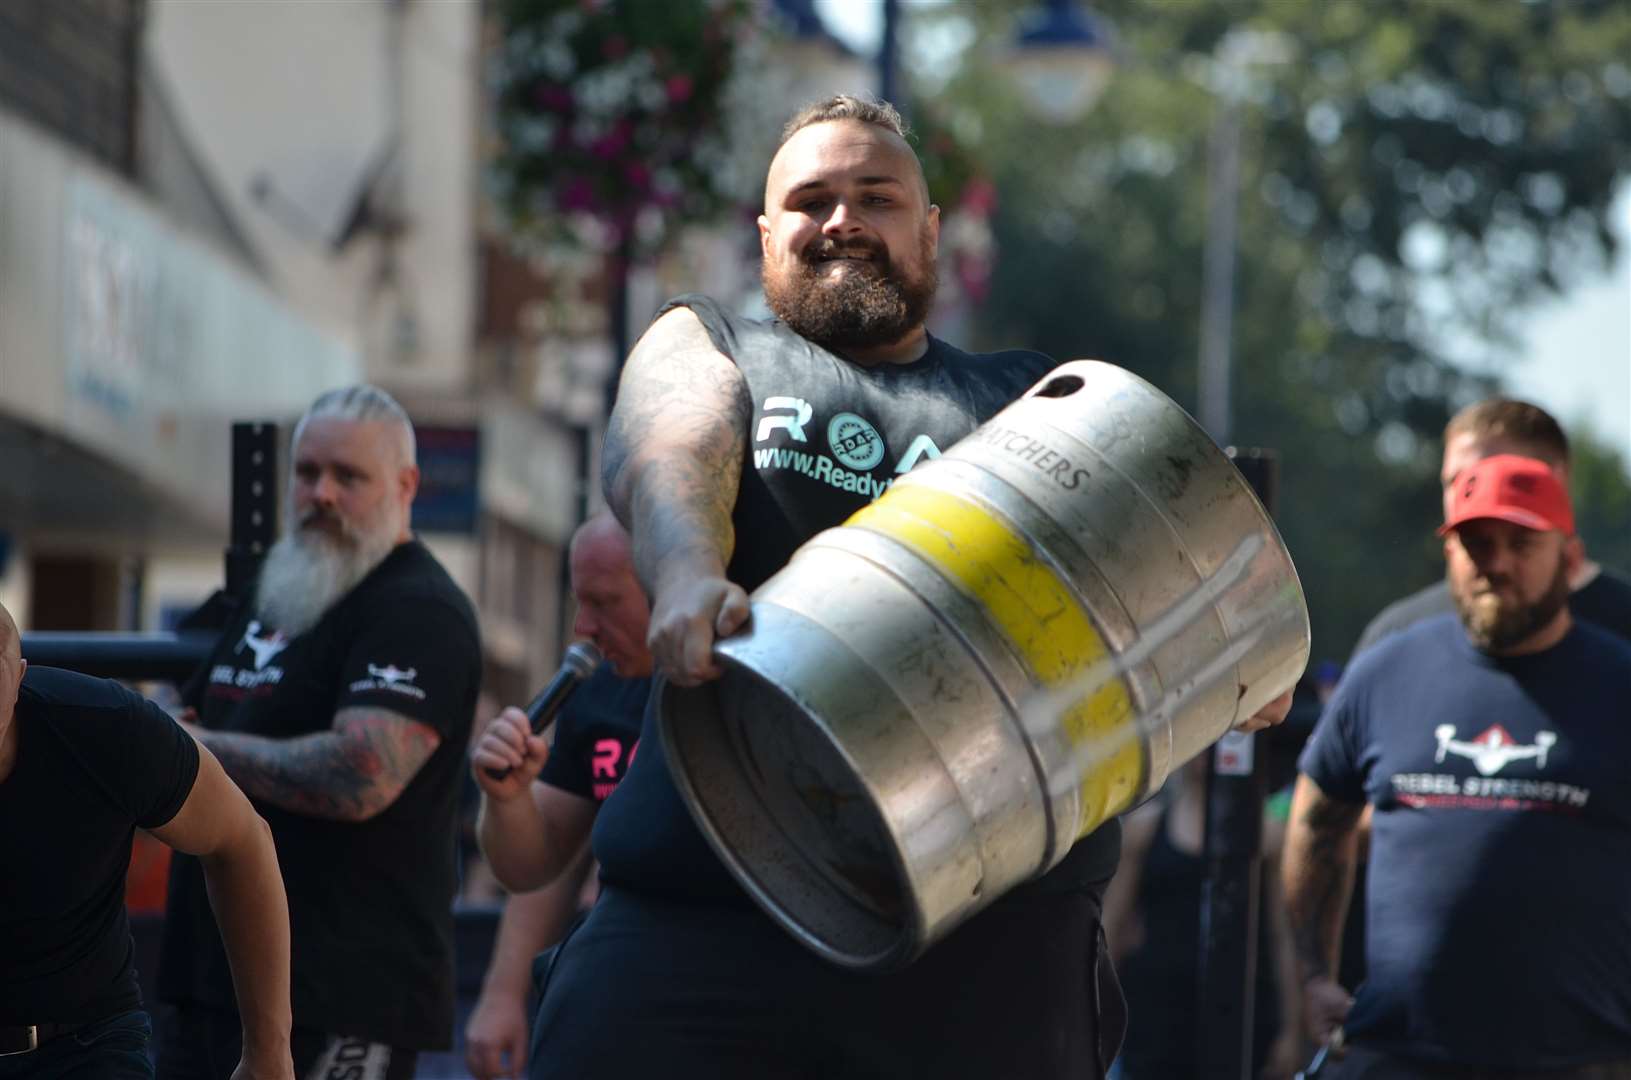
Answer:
623 458 738 596
204 730 384 820
200 815 292 1063
482 860 590 996
199 708 438 822
1283 777 1363 983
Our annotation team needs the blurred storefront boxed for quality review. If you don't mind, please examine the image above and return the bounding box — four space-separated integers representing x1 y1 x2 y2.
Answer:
0 0 584 702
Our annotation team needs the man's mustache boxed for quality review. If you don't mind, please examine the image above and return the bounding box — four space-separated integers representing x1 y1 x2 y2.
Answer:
802 237 889 266
297 507 353 540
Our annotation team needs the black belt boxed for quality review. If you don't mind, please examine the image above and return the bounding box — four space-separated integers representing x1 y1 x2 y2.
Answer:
0 1020 85 1055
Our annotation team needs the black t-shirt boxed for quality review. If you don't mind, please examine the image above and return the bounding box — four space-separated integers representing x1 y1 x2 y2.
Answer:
537 666 648 803
1301 616 1631 1068
1353 567 1631 655
1 667 198 1025
594 294 1123 903
158 540 480 1050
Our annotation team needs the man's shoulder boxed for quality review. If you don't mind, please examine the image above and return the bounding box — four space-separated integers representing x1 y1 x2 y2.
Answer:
357 542 479 629
17 668 191 789
937 337 1054 375
1343 613 1463 687
1573 567 1631 643
931 339 1056 406
1352 580 1452 657
1564 617 1631 671
18 665 140 719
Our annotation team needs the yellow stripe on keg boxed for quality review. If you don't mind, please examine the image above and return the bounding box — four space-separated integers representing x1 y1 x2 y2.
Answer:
846 483 1142 840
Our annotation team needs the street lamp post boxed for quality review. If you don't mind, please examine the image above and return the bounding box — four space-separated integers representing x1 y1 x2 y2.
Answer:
1192 29 1294 1080
1195 30 1295 447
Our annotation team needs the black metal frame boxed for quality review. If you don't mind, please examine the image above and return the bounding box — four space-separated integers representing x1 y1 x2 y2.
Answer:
1196 447 1278 1079
20 421 279 679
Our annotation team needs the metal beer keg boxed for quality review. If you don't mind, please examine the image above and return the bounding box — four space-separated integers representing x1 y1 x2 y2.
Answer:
658 360 1310 972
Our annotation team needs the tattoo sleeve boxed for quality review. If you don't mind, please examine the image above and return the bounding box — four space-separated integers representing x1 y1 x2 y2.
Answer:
1282 774 1364 985
201 707 442 822
601 306 751 591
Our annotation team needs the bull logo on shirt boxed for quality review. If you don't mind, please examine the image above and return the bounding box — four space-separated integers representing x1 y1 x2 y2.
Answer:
1433 724 1556 776
238 621 289 671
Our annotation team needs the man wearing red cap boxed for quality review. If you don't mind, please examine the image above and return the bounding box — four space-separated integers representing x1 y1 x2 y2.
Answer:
1282 455 1631 1078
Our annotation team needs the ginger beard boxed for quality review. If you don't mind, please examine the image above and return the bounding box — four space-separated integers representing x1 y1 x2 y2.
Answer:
762 230 938 354
1449 549 1571 653
256 499 404 638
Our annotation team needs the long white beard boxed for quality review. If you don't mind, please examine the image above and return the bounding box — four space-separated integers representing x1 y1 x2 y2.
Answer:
255 510 403 637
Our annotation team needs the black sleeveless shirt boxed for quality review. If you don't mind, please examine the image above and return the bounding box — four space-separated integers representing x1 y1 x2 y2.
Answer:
593 294 1124 900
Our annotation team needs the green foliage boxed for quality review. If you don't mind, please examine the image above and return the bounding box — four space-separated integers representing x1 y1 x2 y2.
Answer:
491 0 754 257
909 0 1631 659
1571 429 1631 573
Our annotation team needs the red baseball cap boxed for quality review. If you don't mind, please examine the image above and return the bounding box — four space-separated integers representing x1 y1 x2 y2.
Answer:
1439 453 1574 536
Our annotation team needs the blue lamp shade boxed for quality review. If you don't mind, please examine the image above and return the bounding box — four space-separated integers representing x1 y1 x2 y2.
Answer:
1011 1 1117 123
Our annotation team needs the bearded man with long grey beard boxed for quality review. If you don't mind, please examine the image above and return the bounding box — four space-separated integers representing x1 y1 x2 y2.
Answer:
156 385 481 1080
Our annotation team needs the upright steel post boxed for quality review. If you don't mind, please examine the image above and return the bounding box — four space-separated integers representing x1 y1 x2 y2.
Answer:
879 0 903 113
1196 448 1278 1079
226 422 279 604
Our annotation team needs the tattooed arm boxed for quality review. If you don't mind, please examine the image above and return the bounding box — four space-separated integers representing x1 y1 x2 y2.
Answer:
602 305 753 685
196 707 441 822
1282 772 1364 1043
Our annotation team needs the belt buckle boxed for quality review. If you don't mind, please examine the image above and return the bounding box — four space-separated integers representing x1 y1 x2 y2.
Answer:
0 1025 38 1055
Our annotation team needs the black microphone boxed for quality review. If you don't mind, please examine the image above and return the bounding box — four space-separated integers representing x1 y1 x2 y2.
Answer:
484 641 603 780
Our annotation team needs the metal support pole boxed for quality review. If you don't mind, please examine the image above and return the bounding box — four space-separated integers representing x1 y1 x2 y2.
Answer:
1196 448 1277 1079
1197 95 1241 447
879 0 903 113
21 420 279 679
226 422 279 604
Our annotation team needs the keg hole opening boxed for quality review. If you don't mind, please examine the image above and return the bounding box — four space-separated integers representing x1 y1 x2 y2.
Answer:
1034 375 1084 399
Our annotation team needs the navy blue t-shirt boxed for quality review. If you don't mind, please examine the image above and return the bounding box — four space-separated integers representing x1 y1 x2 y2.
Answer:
537 666 647 804
1299 614 1631 1068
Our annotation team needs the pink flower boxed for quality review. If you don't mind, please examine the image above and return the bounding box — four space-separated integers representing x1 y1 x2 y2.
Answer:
591 124 632 160
559 177 598 212
532 82 573 112
666 75 693 103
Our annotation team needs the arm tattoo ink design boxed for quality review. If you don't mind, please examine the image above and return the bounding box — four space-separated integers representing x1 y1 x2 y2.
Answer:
1285 786 1364 982
203 707 441 822
602 309 751 586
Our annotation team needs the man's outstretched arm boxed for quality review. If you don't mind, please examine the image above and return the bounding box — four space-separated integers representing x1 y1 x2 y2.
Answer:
1282 772 1364 1044
602 305 753 685
153 741 293 1080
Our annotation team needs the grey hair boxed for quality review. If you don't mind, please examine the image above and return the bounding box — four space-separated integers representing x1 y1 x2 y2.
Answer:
293 384 417 466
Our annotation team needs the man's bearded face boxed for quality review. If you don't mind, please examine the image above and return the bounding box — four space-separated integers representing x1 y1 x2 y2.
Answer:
255 420 408 637
758 119 940 355
762 227 938 354
1446 520 1572 652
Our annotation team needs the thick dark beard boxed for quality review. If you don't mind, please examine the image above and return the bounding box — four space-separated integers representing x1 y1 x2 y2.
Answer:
762 233 938 355
1452 553 1571 652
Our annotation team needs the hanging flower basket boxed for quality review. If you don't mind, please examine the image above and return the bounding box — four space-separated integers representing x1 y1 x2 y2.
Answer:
491 0 756 258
